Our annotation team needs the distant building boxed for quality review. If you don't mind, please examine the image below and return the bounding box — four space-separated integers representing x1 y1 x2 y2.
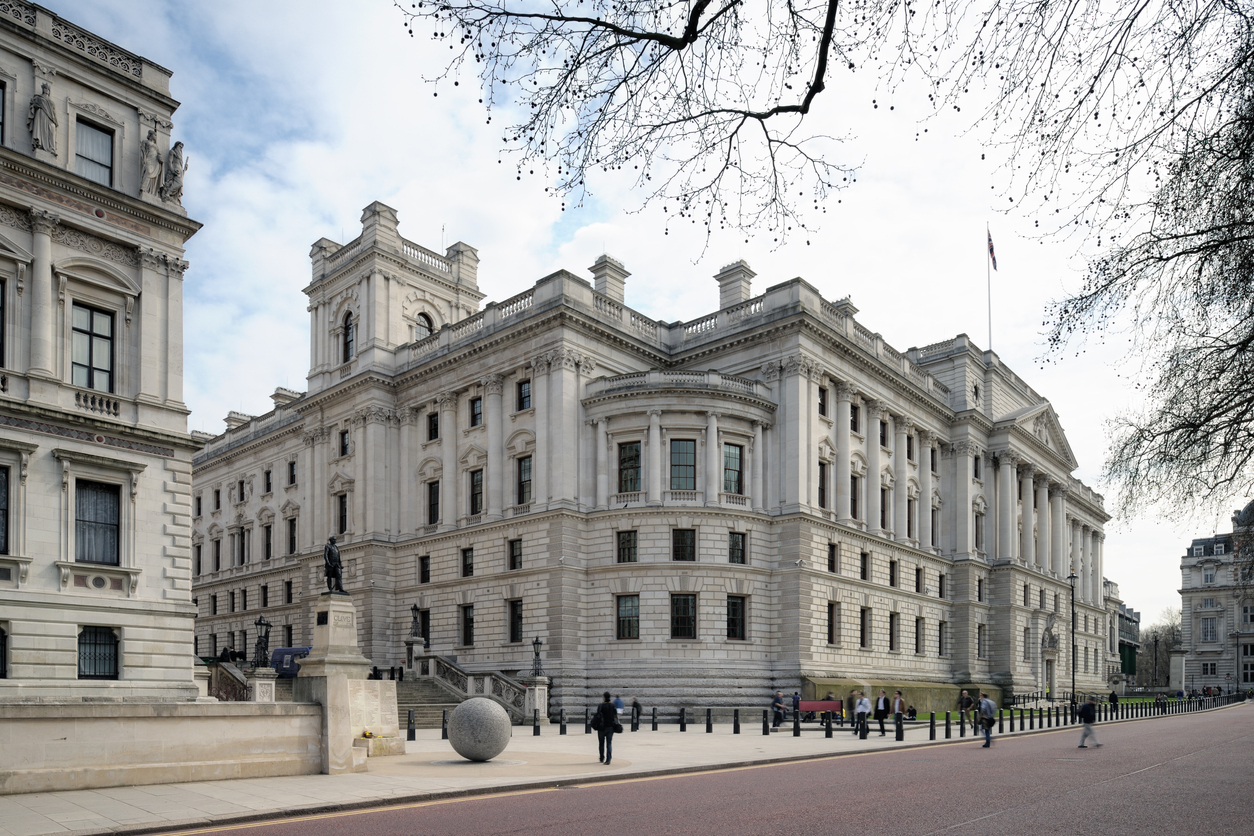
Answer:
1180 503 1254 691
190 201 1121 711
0 6 200 698
1115 600 1140 684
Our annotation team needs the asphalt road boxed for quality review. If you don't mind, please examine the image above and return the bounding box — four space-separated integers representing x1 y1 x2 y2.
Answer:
179 704 1252 836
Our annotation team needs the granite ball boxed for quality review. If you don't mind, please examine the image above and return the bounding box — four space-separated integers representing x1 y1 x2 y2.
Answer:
447 697 512 761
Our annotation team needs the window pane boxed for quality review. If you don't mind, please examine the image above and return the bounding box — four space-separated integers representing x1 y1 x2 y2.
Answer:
93 337 111 370
72 331 89 365
93 310 112 337
77 121 113 164
670 440 696 490
619 442 641 493
617 595 639 639
671 594 696 638
75 480 120 565
73 305 90 330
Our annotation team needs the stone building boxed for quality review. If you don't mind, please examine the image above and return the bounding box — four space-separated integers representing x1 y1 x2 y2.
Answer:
1179 505 1254 691
191 201 1118 711
0 5 201 699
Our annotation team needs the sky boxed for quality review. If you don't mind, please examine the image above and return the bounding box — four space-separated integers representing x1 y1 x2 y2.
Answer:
53 0 1230 625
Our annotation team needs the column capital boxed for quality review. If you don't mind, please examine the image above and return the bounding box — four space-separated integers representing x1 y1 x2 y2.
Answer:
480 374 505 395
437 391 457 410
1018 461 1036 479
29 207 59 235
529 353 551 373
705 411 721 421
918 429 938 447
865 399 887 420
835 381 856 400
1033 472 1051 488
647 408 663 419
896 417 915 435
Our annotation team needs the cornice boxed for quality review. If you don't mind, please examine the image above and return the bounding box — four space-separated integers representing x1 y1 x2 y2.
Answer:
193 419 307 471
307 246 486 303
581 385 777 413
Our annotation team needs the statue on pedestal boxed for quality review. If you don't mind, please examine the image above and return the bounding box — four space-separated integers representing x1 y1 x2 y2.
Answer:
140 129 163 196
28 82 57 155
324 535 346 594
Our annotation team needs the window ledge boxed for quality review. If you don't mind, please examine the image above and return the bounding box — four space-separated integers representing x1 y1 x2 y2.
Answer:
0 554 33 587
56 560 141 597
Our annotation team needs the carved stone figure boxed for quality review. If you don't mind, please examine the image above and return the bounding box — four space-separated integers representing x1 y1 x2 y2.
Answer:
140 129 163 195
323 536 346 594
28 82 57 155
160 140 185 204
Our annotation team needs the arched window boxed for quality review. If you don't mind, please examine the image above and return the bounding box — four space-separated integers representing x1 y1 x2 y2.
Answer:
415 313 434 340
342 312 354 363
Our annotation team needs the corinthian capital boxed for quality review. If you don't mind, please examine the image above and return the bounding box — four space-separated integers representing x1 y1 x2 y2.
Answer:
481 374 505 395
29 208 59 235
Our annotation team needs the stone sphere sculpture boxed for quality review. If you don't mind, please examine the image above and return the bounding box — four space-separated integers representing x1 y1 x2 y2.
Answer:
447 697 512 761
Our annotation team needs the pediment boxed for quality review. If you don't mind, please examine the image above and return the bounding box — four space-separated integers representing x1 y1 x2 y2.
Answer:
459 443 487 468
280 499 301 516
55 256 140 297
996 403 1078 470
0 229 33 264
328 471 355 494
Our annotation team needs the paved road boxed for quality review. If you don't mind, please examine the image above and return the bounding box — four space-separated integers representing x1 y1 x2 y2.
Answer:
173 706 1252 836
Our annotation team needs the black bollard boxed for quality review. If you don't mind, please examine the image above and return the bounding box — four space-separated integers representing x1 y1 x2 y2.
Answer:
680 707 687 732
441 708 449 740
706 708 713 733
959 709 966 737
407 709 416 742
652 707 658 731
929 712 936 740
825 711 833 739
734 708 741 734
859 713 868 739
560 709 567 735
895 713 904 741
793 708 801 737
631 706 639 732
585 707 591 734
763 709 770 736
1029 709 1034 731
1018 709 1024 731
1046 707 1052 728
945 711 951 739
533 709 540 736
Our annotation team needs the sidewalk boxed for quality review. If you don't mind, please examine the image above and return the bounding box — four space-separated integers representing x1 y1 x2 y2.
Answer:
0 709 1204 836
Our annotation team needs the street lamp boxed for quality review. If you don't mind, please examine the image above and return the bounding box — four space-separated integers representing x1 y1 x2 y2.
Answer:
410 603 421 639
531 636 544 677
1068 573 1078 709
253 614 272 668
1153 632 1160 688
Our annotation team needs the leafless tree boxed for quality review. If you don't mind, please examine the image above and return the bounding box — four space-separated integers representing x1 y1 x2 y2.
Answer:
1136 606 1182 688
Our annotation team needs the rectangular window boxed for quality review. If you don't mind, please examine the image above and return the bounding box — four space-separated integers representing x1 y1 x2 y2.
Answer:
339 430 350 457
461 547 474 578
283 625 293 647
906 434 915 461
889 560 898 588
1201 662 1217 676
427 413 440 441
0 465 8 555
211 594 217 615
288 460 297 486
461 605 474 646
516 379 531 411
938 573 947 599
880 488 888 530
214 489 221 510
71 303 113 392
930 446 938 474
616 530 638 563
850 476 859 519
723 444 744 495
427 481 440 525
915 566 923 594
77 626 118 680
879 420 888 448
818 386 828 417
213 539 221 571
264 525 273 560
670 440 696 490
817 461 827 509
285 580 294 604
1204 567 1216 584
75 120 113 186
860 551 869 581
827 543 838 573
287 518 297 554
673 528 696 561
939 621 948 656
75 480 120 565
509 600 523 643
1215 542 1226 555
860 608 871 648
0 81 5 144
977 578 985 602
670 594 697 639
727 595 747 640
827 602 840 644
1023 584 1030 607
264 470 273 493
469 470 484 515
241 589 248 611
618 442 642 493
1040 589 1046 609
907 499 915 539
508 539 522 570
229 591 236 613
516 457 532 505
617 595 639 639
470 397 483 427
193 543 202 575
728 531 746 564
915 618 924 654
195 495 202 517
975 512 986 551
261 585 269 608
419 555 430 583
337 493 348 534
973 454 982 480
889 612 899 651
850 404 860 434
1201 616 1217 643
977 624 987 658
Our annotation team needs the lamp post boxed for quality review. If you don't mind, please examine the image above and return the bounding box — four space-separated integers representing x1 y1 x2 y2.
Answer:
410 603 420 638
531 636 544 677
1068 573 1078 706
253 614 272 669
1153 632 1160 687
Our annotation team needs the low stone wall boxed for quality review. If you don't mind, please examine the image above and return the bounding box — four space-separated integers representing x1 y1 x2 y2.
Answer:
0 701 322 795
803 678 1005 716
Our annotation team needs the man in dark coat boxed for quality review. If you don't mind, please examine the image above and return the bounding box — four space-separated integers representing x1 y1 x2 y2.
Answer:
874 689 891 736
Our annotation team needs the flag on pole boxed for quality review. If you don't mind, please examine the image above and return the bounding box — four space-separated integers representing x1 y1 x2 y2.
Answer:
987 230 998 271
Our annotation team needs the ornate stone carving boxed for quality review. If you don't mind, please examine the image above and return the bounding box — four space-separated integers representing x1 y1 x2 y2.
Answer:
140 129 163 196
760 361 781 381
896 417 916 435
918 430 937 447
549 347 580 370
996 450 1020 468
160 141 186 204
481 374 505 395
357 406 394 425
1018 462 1036 479
0 204 32 232
137 108 173 130
864 400 887 420
646 408 663 418
834 381 856 400
29 208 58 236
578 354 597 376
51 224 139 267
437 392 458 410
69 99 121 125
0 2 36 27
529 354 550 373
51 18 143 78
27 82 56 155
302 427 330 446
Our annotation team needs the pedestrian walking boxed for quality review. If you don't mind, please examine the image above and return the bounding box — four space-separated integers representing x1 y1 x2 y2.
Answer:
959 689 975 730
592 691 621 764
874 690 890 736
977 692 997 748
892 690 906 731
771 690 786 731
613 694 625 715
630 697 642 726
1109 690 1119 707
791 691 801 722
1077 696 1102 749
855 691 871 738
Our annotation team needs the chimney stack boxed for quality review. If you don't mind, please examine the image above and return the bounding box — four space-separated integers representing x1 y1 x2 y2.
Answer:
714 260 756 309
590 254 629 303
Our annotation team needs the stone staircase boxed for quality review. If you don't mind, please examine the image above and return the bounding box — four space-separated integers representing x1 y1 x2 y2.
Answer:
395 677 463 728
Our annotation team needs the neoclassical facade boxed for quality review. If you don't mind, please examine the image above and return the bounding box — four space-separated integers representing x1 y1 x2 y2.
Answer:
1180 504 1254 691
191 201 1120 710
0 6 201 698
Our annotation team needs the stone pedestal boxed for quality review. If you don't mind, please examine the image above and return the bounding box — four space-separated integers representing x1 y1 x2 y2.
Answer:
193 665 212 701
519 675 550 724
247 668 279 702
294 593 373 774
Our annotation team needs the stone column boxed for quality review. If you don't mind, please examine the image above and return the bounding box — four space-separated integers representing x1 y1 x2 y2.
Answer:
919 431 934 550
1091 532 1102 606
1050 485 1066 576
304 427 326 551
548 348 580 509
439 392 458 529
165 257 188 406
705 411 721 506
751 420 765 513
835 384 853 524
595 418 609 510
646 409 663 506
1081 525 1093 603
531 354 550 510
361 410 380 535
1069 517 1081 579
997 452 1017 562
1019 462 1035 568
1035 476 1051 573
781 357 805 515
484 374 504 521
28 209 58 379
894 417 912 542
866 401 884 536
138 249 166 404
399 408 414 534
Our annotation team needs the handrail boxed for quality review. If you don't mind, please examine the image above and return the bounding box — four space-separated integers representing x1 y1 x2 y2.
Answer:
414 653 527 720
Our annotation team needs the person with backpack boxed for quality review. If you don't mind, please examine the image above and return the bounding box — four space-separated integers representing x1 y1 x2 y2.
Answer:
977 693 997 748
591 691 621 764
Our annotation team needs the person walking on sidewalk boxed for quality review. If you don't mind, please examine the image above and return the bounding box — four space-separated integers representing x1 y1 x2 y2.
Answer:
959 689 976 731
855 691 872 738
771 690 786 731
892 690 906 734
874 690 890 736
978 693 997 748
1077 696 1102 748
594 692 620 764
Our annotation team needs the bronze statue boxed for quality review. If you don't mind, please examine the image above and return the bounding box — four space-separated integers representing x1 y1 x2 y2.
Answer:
323 535 346 594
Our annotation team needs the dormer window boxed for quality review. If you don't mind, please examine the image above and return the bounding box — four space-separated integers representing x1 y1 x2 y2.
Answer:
342 312 354 362
75 120 113 187
1193 545 1205 557
1215 542 1226 555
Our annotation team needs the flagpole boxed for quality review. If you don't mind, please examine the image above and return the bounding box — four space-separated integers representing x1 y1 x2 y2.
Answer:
987 223 993 352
